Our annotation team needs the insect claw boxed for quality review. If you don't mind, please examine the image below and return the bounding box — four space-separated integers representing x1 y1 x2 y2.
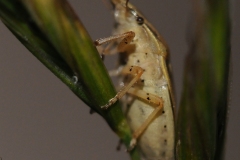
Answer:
100 104 109 110
101 98 116 109
126 138 137 152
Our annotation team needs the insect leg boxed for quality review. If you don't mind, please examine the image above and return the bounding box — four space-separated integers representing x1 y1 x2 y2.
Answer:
94 31 135 47
94 31 135 54
101 65 144 109
94 31 135 72
95 41 117 59
126 88 164 151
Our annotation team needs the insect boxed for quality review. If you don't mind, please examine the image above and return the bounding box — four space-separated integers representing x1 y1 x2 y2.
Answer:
95 0 175 159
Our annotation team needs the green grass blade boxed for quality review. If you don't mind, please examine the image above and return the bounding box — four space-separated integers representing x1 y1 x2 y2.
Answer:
176 0 230 159
0 0 140 159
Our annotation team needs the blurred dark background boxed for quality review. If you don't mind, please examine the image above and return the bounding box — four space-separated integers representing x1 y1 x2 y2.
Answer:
0 0 239 159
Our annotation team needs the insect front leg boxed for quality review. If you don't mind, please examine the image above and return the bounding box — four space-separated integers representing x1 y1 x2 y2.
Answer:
101 65 144 109
126 88 164 151
94 31 135 54
94 31 135 74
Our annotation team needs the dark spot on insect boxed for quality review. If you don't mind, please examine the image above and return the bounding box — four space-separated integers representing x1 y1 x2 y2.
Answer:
164 139 167 143
147 97 150 101
136 16 144 25
137 60 140 63
122 38 128 45
164 125 167 128
162 111 165 114
145 53 148 55
129 67 132 72
147 93 149 95
141 79 145 83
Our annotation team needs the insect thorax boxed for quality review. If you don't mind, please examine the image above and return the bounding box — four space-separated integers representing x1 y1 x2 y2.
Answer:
113 6 167 88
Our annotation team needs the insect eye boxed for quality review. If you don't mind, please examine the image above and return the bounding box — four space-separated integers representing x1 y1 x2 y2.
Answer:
136 16 144 25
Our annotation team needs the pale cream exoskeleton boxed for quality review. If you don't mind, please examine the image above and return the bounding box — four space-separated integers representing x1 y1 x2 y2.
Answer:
95 0 175 159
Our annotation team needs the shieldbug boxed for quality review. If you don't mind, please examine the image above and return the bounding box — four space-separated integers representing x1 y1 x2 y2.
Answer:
95 0 175 159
